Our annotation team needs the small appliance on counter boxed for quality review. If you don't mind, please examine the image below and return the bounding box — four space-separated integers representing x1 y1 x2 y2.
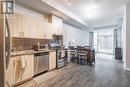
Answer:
34 42 49 51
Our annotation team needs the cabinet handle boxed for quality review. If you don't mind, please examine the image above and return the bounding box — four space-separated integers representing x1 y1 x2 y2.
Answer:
22 32 24 37
19 32 22 37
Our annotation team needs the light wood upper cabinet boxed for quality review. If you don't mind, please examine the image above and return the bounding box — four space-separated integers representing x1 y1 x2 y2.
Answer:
9 13 64 38
41 21 46 38
15 14 24 37
23 15 42 38
49 51 56 70
7 14 24 37
9 13 43 38
44 22 53 39
51 15 63 35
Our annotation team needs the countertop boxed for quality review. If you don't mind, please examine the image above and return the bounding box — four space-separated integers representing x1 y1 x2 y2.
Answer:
11 50 56 57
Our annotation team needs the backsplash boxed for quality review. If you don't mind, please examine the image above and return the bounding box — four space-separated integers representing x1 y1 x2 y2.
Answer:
12 37 52 51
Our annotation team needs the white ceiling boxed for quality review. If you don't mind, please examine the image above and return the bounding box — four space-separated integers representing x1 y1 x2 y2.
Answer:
54 0 130 27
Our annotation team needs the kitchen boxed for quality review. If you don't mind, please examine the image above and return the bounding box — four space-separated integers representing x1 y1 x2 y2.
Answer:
0 0 130 87
5 5 68 87
5 1 90 86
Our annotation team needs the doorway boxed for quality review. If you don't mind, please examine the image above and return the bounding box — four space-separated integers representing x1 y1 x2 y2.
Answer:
94 30 114 60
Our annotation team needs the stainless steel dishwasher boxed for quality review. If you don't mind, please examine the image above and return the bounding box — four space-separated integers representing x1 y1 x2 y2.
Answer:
34 52 49 76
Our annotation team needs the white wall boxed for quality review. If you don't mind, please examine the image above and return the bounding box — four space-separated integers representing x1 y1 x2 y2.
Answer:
63 23 89 47
122 5 126 64
122 3 130 71
126 2 130 70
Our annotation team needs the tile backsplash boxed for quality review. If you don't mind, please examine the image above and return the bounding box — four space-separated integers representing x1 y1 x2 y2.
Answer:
12 37 52 51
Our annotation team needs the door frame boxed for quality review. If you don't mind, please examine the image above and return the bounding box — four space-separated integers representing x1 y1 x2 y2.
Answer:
96 30 114 54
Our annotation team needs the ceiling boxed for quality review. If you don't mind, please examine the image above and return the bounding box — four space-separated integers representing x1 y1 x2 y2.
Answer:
54 0 130 28
16 0 88 30
16 0 130 29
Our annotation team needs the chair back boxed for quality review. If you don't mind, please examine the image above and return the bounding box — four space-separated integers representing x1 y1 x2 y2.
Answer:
68 46 75 50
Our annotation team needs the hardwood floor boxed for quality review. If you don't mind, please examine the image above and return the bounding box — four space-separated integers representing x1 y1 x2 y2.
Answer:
16 59 130 87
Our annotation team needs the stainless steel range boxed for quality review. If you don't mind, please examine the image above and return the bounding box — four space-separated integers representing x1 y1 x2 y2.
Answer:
49 43 68 69
56 49 68 68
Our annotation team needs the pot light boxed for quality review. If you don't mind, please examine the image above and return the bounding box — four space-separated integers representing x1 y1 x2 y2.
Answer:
67 0 72 6
81 3 98 19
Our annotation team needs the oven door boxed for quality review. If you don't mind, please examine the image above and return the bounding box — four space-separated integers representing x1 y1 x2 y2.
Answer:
57 50 67 59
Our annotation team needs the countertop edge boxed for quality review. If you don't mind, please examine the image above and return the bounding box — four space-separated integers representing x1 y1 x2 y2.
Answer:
11 50 56 57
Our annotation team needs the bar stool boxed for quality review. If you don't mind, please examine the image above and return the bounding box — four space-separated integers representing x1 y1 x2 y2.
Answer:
87 49 95 65
78 48 88 64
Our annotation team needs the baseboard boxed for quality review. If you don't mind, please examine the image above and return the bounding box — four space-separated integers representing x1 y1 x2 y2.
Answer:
126 68 130 71
124 64 130 71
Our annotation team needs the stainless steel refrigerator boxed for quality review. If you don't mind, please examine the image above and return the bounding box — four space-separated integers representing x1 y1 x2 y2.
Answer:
0 14 6 87
0 14 12 87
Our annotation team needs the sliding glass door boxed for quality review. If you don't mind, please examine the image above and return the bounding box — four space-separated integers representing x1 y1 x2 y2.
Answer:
94 30 114 54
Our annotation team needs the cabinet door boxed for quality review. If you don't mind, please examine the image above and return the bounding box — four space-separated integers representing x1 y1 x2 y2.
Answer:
38 20 44 38
21 55 34 81
41 21 46 38
14 56 23 83
55 27 63 35
44 22 53 39
6 55 34 86
15 14 24 37
51 24 57 35
51 24 63 35
6 57 15 85
6 56 23 85
49 51 56 70
8 14 24 37
24 15 42 38
58 28 63 35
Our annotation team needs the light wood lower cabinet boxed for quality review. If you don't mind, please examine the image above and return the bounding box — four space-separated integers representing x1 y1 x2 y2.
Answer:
20 55 34 81
49 51 56 70
6 57 15 86
6 55 34 86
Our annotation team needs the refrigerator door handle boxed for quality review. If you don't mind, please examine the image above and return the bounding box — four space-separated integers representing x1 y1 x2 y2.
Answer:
5 15 12 69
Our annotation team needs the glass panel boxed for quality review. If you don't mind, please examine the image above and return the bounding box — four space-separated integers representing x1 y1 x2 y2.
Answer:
94 30 114 54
